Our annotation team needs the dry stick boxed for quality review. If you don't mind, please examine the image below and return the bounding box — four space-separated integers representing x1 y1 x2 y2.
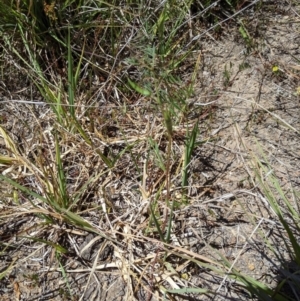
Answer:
0 99 145 108
215 218 264 295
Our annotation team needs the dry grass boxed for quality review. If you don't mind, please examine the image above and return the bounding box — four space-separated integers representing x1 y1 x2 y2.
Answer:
0 0 300 300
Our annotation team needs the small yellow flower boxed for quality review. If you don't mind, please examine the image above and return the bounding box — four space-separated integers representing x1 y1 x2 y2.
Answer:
181 273 189 280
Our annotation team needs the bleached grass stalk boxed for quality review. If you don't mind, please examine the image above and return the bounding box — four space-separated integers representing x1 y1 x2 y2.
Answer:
216 218 264 293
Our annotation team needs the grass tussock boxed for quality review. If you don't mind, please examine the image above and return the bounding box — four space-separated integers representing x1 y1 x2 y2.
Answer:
1 0 300 300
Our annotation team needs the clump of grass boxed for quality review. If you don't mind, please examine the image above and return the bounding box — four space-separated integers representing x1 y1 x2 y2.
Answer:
0 0 205 298
2 0 298 300
245 142 300 300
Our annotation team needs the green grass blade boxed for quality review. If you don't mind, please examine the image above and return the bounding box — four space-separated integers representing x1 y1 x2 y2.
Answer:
67 26 75 117
60 208 93 230
54 132 68 209
182 120 198 189
0 174 47 204
149 137 166 172
149 201 165 242
57 253 72 297
164 198 175 243
22 236 68 254
128 78 151 96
